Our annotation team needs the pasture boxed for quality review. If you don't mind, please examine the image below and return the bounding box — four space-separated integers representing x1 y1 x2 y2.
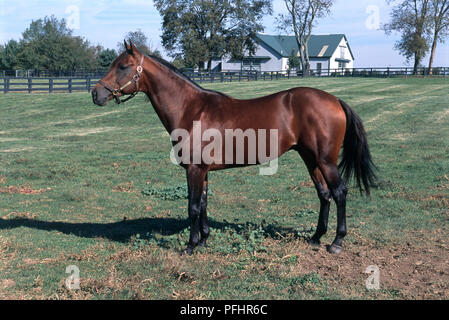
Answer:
0 77 448 299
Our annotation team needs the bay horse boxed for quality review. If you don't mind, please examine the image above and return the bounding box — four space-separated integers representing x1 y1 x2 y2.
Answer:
92 41 376 255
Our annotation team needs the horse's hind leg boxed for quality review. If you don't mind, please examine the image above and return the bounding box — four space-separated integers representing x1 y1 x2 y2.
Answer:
307 168 332 246
298 151 331 246
318 162 348 254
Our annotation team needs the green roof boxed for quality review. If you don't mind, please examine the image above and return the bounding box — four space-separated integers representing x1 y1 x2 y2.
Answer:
243 56 271 60
255 33 354 60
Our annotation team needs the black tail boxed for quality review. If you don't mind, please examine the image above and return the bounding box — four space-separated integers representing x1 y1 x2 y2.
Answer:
338 99 377 195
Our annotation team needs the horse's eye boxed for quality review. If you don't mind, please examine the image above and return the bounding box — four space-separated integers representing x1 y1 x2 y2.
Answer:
119 64 129 70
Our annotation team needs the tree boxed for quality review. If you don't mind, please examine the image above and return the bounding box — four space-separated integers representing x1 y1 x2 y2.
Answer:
154 0 272 70
117 29 162 57
287 48 301 73
428 0 449 72
97 48 118 68
19 15 98 71
171 57 187 70
0 40 22 70
384 0 432 74
277 0 335 76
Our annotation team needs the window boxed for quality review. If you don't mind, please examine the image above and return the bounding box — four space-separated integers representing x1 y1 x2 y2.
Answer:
338 61 346 68
317 46 328 57
243 61 261 67
340 46 345 59
242 60 261 72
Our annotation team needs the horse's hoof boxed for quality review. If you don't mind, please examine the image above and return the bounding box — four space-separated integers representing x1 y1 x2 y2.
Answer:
307 238 321 247
327 244 343 254
198 240 208 248
181 247 194 256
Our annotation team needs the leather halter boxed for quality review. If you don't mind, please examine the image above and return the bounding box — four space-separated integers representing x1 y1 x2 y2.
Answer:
98 55 144 104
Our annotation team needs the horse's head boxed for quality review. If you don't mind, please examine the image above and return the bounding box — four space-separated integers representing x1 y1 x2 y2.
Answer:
92 40 145 106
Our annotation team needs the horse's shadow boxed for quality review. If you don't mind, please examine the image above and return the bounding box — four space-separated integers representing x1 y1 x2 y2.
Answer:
0 217 307 243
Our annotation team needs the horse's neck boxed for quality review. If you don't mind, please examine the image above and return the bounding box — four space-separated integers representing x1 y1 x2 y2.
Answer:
142 58 202 132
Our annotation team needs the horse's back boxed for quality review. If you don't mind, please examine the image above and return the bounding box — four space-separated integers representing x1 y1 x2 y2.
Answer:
228 86 346 134
242 86 346 157
211 86 347 158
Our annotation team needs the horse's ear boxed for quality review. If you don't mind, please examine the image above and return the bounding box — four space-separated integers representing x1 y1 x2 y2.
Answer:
124 39 133 55
128 40 137 55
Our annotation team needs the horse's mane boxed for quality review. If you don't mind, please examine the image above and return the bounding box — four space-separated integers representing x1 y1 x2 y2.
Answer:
146 54 230 98
147 55 203 90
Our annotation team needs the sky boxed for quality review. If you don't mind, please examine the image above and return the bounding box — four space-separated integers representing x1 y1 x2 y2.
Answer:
1 0 448 67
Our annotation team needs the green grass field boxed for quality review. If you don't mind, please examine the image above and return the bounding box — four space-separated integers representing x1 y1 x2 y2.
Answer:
0 77 448 300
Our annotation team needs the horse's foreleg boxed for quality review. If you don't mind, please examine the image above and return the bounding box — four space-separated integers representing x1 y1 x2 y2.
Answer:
199 174 210 247
185 165 208 255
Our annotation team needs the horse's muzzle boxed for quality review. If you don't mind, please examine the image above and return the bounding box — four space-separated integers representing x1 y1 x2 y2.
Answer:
91 88 108 106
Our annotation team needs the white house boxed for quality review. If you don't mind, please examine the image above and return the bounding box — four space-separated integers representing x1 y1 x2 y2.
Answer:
215 33 354 73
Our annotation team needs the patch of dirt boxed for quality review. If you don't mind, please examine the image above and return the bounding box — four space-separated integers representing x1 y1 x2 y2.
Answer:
22 258 40 265
270 229 449 299
1 279 16 289
2 211 39 220
0 186 50 195
113 182 135 193
300 180 315 188
51 263 148 300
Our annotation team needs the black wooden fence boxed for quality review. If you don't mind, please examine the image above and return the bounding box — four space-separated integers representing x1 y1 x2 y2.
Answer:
0 69 108 78
1 77 100 94
186 66 449 83
1 67 448 94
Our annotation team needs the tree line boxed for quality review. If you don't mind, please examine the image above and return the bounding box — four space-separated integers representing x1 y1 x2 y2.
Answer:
0 16 160 72
0 16 112 71
0 1 448 75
